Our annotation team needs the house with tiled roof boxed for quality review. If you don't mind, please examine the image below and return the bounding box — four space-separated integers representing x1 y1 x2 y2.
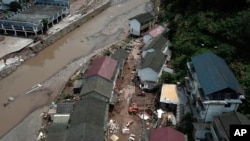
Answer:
186 52 245 122
137 51 167 90
142 35 171 62
143 25 168 44
46 98 109 141
149 127 187 141
80 76 116 105
129 12 155 36
85 56 118 81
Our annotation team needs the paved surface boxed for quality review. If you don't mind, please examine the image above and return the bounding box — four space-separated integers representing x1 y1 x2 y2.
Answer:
0 37 33 58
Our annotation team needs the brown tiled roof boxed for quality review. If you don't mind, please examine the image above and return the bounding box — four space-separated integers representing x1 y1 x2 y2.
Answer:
86 56 118 81
150 127 185 141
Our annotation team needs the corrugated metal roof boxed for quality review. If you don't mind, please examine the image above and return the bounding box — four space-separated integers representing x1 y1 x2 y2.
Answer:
150 127 185 141
129 12 154 24
86 56 118 81
160 84 179 104
191 52 244 95
141 51 166 72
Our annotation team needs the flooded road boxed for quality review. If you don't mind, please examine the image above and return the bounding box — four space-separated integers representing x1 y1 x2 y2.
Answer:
0 0 148 137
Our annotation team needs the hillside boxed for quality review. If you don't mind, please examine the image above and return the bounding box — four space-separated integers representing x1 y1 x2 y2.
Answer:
158 0 250 118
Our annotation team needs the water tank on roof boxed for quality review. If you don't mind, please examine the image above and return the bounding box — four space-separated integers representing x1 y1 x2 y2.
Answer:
2 0 16 5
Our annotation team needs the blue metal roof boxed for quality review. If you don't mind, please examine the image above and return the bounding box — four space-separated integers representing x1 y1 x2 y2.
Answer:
191 52 244 95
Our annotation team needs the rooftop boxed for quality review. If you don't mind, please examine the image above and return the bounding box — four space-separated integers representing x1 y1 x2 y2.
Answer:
56 103 74 114
145 35 168 52
191 52 244 95
129 12 154 24
80 76 113 99
160 84 179 104
70 98 108 127
145 25 166 38
8 5 65 25
213 111 250 140
86 56 118 81
141 51 166 72
150 127 186 141
111 49 129 64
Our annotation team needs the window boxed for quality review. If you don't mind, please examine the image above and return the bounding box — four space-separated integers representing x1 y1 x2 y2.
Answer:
224 103 231 107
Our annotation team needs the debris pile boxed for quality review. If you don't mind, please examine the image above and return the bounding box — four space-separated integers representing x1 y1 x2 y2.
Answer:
108 119 120 134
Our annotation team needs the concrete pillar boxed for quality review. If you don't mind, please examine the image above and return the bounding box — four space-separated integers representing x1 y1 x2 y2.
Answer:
1 24 7 34
22 26 27 37
12 25 17 36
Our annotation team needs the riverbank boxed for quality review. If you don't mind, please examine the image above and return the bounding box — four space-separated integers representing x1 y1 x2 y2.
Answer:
0 0 111 80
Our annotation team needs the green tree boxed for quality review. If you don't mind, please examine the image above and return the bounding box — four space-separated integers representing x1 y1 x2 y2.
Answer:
9 2 22 12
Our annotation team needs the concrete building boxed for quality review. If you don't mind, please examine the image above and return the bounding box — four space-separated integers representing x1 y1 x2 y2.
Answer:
0 0 69 37
129 12 155 36
186 52 245 122
159 84 188 124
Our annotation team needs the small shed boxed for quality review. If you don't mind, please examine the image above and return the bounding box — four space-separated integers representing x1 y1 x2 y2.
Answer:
73 79 83 94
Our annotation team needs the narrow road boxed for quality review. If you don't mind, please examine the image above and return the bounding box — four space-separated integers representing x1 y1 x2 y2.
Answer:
0 0 149 138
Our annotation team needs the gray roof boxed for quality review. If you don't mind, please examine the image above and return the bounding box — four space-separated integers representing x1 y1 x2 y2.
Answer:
129 12 154 24
48 123 68 133
213 111 250 140
145 35 168 51
141 51 166 72
70 98 108 127
56 103 74 114
111 49 129 64
80 76 113 99
66 123 104 141
191 52 244 95
47 130 67 141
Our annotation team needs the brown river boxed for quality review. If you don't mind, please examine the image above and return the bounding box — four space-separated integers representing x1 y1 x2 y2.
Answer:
0 0 148 137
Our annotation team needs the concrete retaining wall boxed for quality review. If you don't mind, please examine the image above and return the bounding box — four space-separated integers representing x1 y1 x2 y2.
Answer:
29 1 111 53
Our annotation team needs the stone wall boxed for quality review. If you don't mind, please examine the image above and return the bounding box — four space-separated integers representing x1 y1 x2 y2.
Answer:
29 1 111 53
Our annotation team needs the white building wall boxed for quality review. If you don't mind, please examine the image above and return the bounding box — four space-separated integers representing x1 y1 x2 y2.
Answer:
203 103 239 122
138 68 158 82
129 19 141 36
143 34 153 44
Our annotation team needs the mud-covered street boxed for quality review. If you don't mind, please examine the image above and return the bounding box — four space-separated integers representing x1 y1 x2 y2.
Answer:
0 0 149 139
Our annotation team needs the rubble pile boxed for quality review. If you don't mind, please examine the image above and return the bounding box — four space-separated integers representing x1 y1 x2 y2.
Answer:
108 119 120 134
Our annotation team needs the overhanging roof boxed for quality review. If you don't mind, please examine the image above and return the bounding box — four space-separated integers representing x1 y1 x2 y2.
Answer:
160 84 179 104
191 52 244 95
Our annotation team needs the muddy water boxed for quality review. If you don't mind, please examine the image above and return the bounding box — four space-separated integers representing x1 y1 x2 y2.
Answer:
0 0 148 137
